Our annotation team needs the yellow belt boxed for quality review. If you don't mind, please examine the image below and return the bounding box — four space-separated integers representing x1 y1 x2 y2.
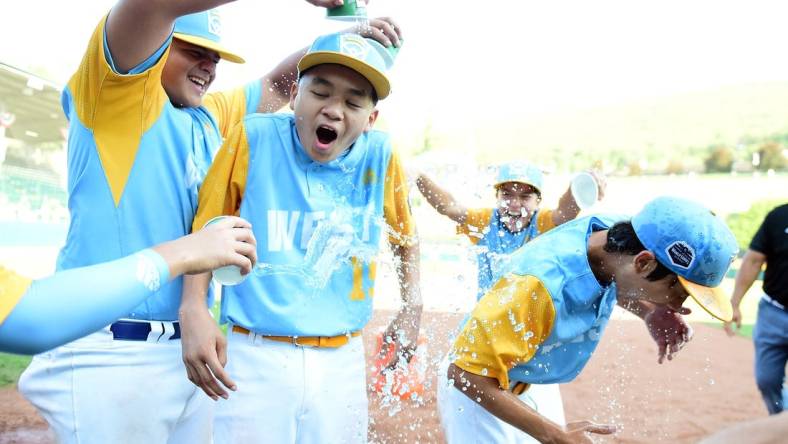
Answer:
511 381 531 395
231 325 361 348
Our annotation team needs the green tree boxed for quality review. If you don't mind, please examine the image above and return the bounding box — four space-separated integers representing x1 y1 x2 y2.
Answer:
757 142 787 171
704 145 734 173
726 199 786 252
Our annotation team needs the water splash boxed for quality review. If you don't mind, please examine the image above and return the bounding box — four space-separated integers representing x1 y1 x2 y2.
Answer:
253 215 379 288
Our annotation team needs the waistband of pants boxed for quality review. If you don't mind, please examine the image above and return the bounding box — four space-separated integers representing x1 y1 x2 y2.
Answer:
231 325 361 348
110 319 181 342
762 294 786 311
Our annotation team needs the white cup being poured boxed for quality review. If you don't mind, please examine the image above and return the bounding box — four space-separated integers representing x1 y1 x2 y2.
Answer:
570 172 599 210
203 215 248 286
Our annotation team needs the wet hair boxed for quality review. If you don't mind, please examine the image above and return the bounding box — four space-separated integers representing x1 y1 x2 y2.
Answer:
603 221 673 281
298 66 379 105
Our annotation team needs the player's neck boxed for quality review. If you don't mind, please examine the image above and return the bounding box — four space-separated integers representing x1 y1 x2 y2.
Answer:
587 230 615 287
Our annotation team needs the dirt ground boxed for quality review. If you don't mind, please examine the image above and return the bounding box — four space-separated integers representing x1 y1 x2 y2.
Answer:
0 311 767 444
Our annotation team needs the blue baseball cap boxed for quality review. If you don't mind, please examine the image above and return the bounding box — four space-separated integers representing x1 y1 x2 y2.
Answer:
632 196 738 321
297 33 391 99
173 10 245 64
494 162 544 194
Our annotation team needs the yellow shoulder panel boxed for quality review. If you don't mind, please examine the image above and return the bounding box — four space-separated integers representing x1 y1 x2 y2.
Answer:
536 208 557 233
193 122 250 231
383 151 417 246
0 267 31 326
68 16 170 206
456 208 493 245
452 274 556 390
203 86 252 138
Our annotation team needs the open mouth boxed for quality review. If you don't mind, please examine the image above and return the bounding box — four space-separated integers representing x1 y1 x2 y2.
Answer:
188 75 208 91
316 126 338 145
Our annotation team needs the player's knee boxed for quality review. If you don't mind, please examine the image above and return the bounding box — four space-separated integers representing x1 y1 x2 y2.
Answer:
755 368 783 393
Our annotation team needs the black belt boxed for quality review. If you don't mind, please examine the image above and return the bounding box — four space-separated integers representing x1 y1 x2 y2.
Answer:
110 320 181 341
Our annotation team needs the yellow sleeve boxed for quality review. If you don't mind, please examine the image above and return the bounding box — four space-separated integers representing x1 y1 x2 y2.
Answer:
536 208 557 234
0 267 31 325
456 208 493 245
69 16 170 206
192 122 250 231
383 151 417 246
203 86 252 138
451 274 556 390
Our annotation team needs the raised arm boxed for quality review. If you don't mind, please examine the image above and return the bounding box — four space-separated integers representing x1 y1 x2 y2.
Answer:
106 0 234 73
415 172 469 224
552 170 607 226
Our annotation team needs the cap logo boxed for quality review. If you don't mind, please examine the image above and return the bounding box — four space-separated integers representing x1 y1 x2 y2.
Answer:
340 34 370 60
665 241 694 269
207 10 222 37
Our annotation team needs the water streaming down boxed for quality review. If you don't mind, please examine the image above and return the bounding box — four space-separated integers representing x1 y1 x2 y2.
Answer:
252 212 380 288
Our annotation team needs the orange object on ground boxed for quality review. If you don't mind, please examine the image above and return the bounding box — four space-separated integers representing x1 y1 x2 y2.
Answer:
370 332 427 401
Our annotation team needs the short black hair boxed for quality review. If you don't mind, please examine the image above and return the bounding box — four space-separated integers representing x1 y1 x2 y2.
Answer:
603 221 673 281
298 65 379 105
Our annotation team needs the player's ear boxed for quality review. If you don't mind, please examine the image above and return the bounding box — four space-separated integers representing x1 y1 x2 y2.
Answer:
289 81 299 111
364 109 379 132
633 250 658 277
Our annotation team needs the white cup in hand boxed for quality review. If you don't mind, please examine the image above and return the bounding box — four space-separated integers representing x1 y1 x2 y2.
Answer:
203 216 248 286
570 172 598 210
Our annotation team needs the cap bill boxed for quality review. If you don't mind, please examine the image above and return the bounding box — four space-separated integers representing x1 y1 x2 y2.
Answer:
298 51 390 99
173 33 245 64
678 275 733 322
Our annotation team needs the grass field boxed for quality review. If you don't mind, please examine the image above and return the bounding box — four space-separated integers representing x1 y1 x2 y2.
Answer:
0 353 30 387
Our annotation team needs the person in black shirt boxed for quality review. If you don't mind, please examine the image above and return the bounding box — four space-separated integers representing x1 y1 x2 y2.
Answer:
726 203 788 414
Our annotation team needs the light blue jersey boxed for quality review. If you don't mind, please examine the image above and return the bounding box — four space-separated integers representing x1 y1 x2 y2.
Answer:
453 215 627 388
193 114 415 337
458 208 556 299
56 17 260 321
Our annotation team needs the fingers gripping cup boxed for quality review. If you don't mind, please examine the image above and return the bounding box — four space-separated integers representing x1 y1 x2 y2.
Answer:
327 0 368 21
570 172 599 210
203 216 248 286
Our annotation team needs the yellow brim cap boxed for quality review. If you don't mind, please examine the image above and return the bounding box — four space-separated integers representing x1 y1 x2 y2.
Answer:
298 51 390 100
678 275 733 322
173 33 245 64
494 179 541 192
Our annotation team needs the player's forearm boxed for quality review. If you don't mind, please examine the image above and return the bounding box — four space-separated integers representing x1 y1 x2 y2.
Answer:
415 173 467 223
553 187 580 226
257 47 309 113
448 364 565 443
731 250 765 306
108 0 235 73
179 273 213 315
0 250 170 354
393 242 423 308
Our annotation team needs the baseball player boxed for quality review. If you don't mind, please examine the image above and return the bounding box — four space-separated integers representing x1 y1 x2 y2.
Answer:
417 164 606 429
18 1 403 443
0 216 256 355
179 32 421 443
416 163 606 300
438 196 738 443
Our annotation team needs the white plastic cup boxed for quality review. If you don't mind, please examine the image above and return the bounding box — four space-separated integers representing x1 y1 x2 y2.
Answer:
203 215 248 286
570 172 599 210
